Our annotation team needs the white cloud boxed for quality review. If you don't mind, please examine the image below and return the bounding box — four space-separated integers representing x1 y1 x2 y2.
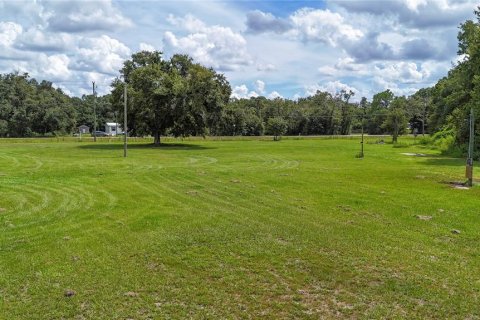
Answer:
0 22 22 47
405 0 428 11
231 84 258 99
16 27 73 52
254 80 265 94
268 91 283 99
256 63 276 72
139 42 156 52
317 65 337 76
289 8 363 46
163 14 252 71
373 62 426 84
246 8 363 47
40 54 71 80
305 80 359 96
166 14 206 33
231 82 283 100
46 0 133 32
75 35 131 75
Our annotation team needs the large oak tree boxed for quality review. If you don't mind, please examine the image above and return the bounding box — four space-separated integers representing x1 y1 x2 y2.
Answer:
111 51 231 145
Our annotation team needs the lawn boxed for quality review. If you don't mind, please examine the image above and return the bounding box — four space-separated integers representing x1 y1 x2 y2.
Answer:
0 137 479 319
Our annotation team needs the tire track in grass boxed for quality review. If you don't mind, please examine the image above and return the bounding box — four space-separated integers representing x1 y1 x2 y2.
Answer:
177 172 310 235
0 153 44 172
131 177 187 208
7 184 51 215
186 156 218 167
0 187 28 212
22 155 44 171
245 155 300 170
0 154 20 168
0 180 111 245
157 171 305 235
95 187 118 209
134 172 255 231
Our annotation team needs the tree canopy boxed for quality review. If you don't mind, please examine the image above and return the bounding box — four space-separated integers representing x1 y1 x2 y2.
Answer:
110 51 231 145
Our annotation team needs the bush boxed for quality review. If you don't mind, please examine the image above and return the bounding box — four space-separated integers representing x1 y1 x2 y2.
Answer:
266 117 288 141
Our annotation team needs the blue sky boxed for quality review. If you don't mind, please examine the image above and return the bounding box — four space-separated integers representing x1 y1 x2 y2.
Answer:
0 0 477 101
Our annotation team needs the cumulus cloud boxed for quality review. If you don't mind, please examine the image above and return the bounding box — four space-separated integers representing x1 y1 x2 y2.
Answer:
139 42 156 52
163 14 252 71
268 91 283 99
247 9 363 46
0 22 26 60
254 80 265 94
330 0 476 29
46 0 133 32
15 28 73 52
305 80 359 97
73 35 131 75
231 84 257 99
38 54 71 80
373 62 428 84
290 8 363 46
231 82 282 99
0 21 22 47
246 10 292 34
166 14 207 33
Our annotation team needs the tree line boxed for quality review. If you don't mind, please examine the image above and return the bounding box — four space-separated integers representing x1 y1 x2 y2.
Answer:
0 73 114 137
0 8 479 155
0 69 424 142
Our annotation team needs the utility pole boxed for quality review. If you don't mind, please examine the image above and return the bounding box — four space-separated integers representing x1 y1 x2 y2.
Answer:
360 107 365 158
123 79 128 158
93 82 97 142
358 97 367 158
422 95 427 137
466 108 474 187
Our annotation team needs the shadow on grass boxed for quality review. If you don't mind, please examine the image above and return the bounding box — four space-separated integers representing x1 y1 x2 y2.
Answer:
77 142 214 151
420 155 465 167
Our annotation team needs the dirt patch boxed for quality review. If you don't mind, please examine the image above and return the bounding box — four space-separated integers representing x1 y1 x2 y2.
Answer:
0 208 6 214
125 291 139 297
337 205 352 212
185 190 198 196
415 215 432 221
444 181 470 190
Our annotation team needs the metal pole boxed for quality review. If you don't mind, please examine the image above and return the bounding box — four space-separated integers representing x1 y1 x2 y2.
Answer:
123 81 127 158
466 108 474 186
360 121 364 158
93 82 97 142
359 99 366 158
422 97 426 137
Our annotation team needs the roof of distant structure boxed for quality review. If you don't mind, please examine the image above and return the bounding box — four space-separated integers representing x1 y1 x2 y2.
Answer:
106 123 120 126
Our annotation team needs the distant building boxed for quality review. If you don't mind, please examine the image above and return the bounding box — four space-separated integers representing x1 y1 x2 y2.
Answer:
105 123 122 136
78 125 90 134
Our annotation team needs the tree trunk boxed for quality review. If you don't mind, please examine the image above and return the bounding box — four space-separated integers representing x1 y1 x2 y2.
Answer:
154 131 161 145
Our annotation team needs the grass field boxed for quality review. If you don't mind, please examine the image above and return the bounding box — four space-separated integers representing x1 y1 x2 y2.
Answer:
0 137 479 319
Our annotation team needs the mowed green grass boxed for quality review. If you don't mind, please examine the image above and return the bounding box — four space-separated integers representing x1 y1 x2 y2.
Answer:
0 137 479 319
